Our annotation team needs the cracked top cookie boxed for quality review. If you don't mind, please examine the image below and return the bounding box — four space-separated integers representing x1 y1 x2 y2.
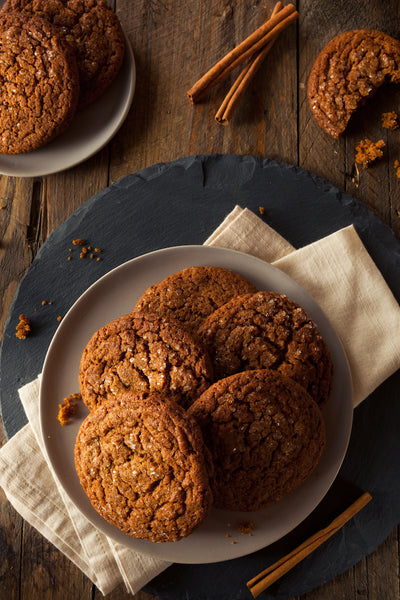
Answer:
308 29 400 138
79 311 214 411
188 369 326 511
2 0 125 109
75 391 213 542
0 12 79 154
198 291 333 406
134 265 258 333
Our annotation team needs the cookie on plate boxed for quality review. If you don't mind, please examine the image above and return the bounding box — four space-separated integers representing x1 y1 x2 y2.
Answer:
75 391 213 542
79 311 214 411
134 265 258 332
188 369 326 511
2 0 125 109
198 291 333 406
308 29 400 138
0 12 79 154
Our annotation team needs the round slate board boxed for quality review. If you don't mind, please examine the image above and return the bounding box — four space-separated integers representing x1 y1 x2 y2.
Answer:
1 154 400 600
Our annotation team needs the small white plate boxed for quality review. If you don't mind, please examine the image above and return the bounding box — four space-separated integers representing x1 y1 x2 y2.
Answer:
40 245 353 564
0 34 135 177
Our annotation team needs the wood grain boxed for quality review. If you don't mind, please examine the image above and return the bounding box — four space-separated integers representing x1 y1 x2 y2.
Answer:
0 1 399 599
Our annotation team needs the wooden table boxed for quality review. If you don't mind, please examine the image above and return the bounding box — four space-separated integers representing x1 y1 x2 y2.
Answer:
1 1 399 598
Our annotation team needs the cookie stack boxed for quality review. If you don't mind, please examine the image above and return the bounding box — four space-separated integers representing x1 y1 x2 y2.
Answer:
0 0 125 154
74 266 332 542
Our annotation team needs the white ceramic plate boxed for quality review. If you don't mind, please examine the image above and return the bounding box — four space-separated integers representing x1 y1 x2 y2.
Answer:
40 246 353 564
0 33 135 177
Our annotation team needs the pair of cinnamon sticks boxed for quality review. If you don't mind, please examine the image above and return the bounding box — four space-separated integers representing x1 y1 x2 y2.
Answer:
247 491 372 598
187 2 299 124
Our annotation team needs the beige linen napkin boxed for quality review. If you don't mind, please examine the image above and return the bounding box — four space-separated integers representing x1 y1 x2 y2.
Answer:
1 205 400 595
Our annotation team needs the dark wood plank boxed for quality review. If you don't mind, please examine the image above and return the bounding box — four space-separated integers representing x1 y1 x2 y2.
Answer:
20 523 92 600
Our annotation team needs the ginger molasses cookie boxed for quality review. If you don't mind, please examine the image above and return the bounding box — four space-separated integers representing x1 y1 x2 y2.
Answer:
0 12 79 154
2 0 125 109
79 311 214 411
188 369 326 512
308 29 400 138
75 391 213 542
198 291 333 406
134 266 258 333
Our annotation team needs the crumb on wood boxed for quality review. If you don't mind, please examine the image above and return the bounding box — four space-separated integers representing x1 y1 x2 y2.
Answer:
382 111 399 130
57 393 81 426
15 314 31 339
355 139 385 169
394 160 400 180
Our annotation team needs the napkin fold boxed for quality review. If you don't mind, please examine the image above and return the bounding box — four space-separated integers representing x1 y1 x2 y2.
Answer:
1 205 400 595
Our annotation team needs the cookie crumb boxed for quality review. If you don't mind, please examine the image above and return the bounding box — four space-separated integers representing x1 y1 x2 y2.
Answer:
259 206 265 215
382 111 399 129
355 139 385 169
15 314 31 339
57 315 62 322
236 520 255 535
72 238 86 246
395 160 400 179
57 393 81 425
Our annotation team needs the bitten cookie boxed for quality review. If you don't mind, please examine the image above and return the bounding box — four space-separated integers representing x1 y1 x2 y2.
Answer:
2 0 125 109
75 391 213 542
198 291 333 406
79 311 214 411
0 12 79 154
188 369 326 511
134 265 258 332
308 29 400 138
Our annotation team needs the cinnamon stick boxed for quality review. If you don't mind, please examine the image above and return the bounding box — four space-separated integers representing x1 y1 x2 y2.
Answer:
187 3 298 104
247 492 372 599
215 2 284 125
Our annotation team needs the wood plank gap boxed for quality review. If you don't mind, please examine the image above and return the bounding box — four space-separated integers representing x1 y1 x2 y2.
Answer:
26 179 45 256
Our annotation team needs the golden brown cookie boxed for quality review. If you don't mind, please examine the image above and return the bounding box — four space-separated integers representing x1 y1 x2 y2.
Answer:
75 391 213 542
188 369 326 512
134 266 258 333
79 311 214 411
308 29 400 138
0 12 79 154
2 0 125 109
198 291 333 406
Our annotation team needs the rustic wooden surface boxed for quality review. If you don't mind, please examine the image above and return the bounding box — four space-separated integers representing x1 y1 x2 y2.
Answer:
1 1 400 599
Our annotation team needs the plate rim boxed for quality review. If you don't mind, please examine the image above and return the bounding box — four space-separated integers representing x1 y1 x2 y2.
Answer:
0 32 136 177
39 244 353 564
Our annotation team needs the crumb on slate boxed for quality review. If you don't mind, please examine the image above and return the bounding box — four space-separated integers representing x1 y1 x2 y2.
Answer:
15 314 31 339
